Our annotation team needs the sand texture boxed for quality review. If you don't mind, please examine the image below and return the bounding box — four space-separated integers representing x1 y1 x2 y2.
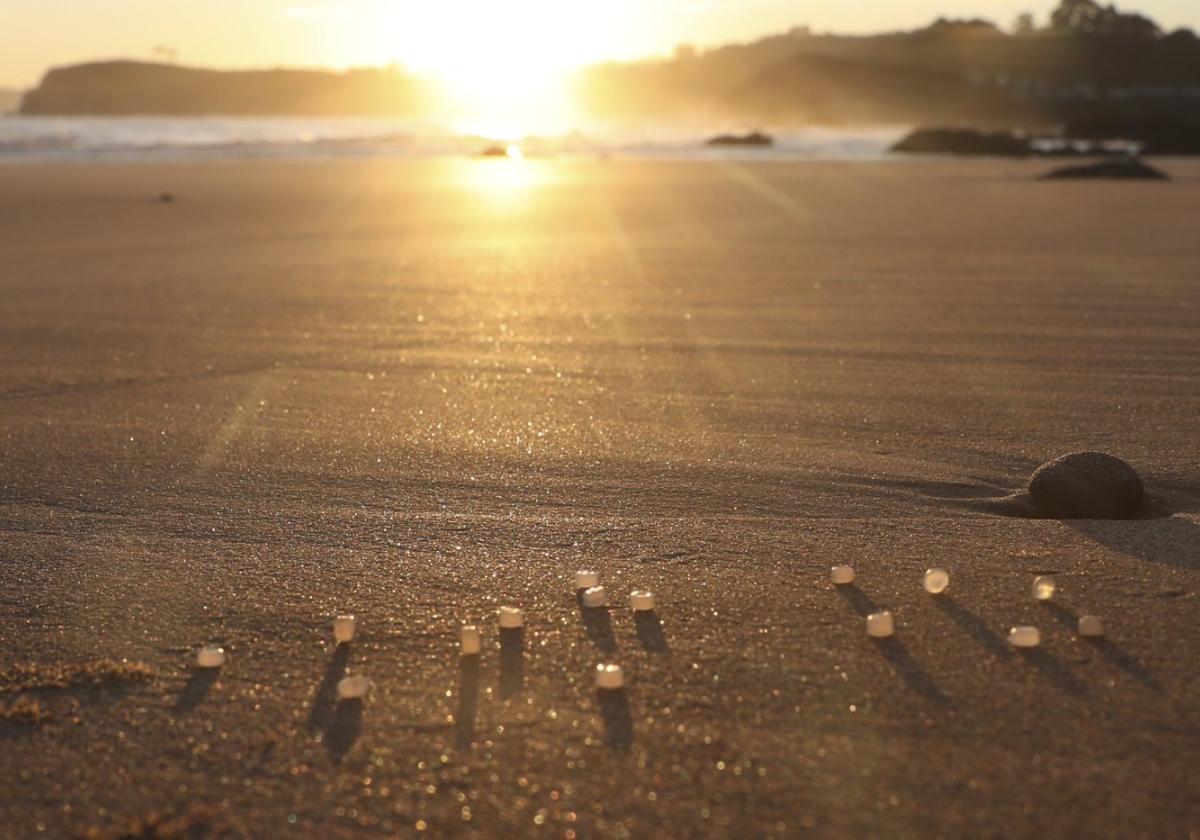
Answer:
1 158 1199 837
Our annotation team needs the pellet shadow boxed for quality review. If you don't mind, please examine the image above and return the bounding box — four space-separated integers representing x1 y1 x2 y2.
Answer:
455 657 481 748
174 668 219 712
934 597 1010 658
597 689 633 751
634 611 669 653
499 628 524 698
836 584 878 617
841 585 946 703
306 645 350 732
1020 648 1089 698
323 699 362 763
872 637 948 704
1041 601 1162 691
580 605 617 654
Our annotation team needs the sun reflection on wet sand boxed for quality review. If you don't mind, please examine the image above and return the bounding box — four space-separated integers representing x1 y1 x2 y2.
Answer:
456 152 549 210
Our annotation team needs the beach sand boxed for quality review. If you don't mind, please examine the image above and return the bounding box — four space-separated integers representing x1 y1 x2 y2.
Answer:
1 157 1198 837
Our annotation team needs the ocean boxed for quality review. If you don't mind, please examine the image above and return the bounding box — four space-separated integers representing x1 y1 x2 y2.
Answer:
0 115 904 163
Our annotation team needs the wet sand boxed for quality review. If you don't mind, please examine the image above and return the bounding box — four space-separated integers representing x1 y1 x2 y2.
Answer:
1 158 1199 837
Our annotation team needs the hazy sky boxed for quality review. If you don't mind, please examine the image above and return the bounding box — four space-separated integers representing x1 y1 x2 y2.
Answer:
2 0 1198 88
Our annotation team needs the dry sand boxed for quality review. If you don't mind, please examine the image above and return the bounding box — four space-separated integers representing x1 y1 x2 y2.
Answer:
0 157 1198 838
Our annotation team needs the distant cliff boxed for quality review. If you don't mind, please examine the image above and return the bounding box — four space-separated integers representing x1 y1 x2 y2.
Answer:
0 88 22 113
20 61 432 116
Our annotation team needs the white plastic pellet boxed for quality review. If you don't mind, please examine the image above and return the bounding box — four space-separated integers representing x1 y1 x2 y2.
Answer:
575 570 600 590
460 625 481 655
629 590 656 612
831 565 855 585
866 611 894 638
594 663 624 690
1009 626 1041 648
196 646 226 669
923 568 950 595
582 586 608 608
1033 576 1056 601
337 674 371 700
333 614 356 644
498 606 524 629
1078 615 1104 638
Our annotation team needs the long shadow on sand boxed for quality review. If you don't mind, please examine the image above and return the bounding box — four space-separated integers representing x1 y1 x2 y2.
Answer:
1063 516 1200 570
634 611 669 653
1040 601 1162 691
455 657 481 748
175 668 219 712
838 586 946 704
934 598 1011 658
836 584 878 617
499 628 524 698
322 700 362 762
935 596 1088 697
306 646 362 761
597 689 633 751
580 605 617 654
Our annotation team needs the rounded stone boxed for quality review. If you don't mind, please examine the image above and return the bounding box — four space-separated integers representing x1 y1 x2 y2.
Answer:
498 606 524 629
460 625 481 655
629 590 655 612
831 565 855 585
1078 615 1104 637
1033 576 1056 601
923 568 950 595
595 663 624 690
1008 626 1041 648
196 646 226 669
575 570 600 590
866 611 894 638
337 674 371 700
1028 452 1143 519
333 615 356 644
582 586 608 608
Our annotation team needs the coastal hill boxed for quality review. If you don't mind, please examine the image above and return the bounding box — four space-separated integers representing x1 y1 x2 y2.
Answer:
578 0 1200 126
17 0 1200 127
19 61 432 116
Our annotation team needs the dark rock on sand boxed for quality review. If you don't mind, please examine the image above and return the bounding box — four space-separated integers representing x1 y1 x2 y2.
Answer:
705 131 774 147
1028 452 1144 519
1039 158 1169 181
890 128 1030 157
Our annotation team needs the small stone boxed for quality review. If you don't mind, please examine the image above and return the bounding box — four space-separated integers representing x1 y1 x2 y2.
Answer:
831 565 855 585
1028 451 1143 519
923 568 950 594
594 663 624 690
575 570 600 590
1033 576 1056 601
582 586 608 608
1008 626 1041 648
333 615 356 644
498 606 524 629
460 625 481 655
337 674 371 700
629 590 655 611
866 611 894 638
196 646 226 669
1078 615 1104 637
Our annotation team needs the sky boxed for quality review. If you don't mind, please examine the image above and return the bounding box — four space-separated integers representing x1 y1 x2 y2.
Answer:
1 0 1198 89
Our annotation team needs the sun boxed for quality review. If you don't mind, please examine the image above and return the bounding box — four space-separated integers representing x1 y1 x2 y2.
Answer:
367 0 617 136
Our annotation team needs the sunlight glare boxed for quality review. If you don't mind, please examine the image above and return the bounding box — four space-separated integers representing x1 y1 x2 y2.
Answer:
369 0 617 135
